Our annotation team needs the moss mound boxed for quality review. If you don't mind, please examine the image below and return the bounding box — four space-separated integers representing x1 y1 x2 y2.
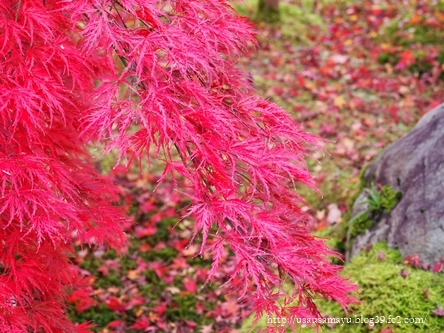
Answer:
319 243 444 332
241 243 444 332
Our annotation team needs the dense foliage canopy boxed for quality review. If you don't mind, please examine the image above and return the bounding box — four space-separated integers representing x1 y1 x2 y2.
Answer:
0 0 355 331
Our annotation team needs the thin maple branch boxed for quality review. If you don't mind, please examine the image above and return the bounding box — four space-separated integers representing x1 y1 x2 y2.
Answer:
14 0 20 21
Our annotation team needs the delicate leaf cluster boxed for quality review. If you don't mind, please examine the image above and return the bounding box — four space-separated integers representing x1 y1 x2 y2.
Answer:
1 0 355 331
1 1 125 331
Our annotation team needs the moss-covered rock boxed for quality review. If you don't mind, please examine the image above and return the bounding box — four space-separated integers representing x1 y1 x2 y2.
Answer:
348 103 444 264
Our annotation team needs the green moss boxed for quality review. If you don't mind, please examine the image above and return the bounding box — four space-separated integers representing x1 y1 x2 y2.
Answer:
380 185 402 212
80 258 100 273
233 0 325 42
317 243 444 333
102 249 117 260
95 273 122 288
378 52 400 66
187 255 212 267
346 184 402 242
337 164 371 242
241 243 444 332
139 247 178 262
69 304 119 328
166 294 199 322
348 211 372 238
147 218 177 246
120 256 137 272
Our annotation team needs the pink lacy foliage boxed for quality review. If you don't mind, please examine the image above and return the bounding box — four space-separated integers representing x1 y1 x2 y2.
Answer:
0 0 356 331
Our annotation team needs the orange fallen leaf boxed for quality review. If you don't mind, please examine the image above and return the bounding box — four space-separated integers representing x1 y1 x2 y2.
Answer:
127 270 140 280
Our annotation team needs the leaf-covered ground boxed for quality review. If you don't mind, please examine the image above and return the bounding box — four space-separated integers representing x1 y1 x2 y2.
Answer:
239 0 444 223
70 1 444 332
69 168 252 333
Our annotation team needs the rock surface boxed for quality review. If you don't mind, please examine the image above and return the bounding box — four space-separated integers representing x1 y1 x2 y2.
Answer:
348 103 444 264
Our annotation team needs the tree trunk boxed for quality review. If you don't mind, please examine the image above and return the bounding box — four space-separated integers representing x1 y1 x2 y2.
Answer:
260 0 279 10
257 0 280 23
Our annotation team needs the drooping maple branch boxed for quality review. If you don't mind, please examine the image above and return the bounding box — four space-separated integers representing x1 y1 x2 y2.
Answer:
74 2 356 328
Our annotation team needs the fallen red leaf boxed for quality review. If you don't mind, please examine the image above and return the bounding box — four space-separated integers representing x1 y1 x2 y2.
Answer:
432 303 444 317
105 296 125 312
183 276 197 293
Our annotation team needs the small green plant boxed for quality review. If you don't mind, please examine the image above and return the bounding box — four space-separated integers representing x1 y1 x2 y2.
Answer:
347 184 402 240
363 183 384 211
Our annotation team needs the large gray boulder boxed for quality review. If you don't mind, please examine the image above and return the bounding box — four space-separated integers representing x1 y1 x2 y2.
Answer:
347 103 444 264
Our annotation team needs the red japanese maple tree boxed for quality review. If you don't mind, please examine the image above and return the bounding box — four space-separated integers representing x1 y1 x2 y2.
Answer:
1 0 355 331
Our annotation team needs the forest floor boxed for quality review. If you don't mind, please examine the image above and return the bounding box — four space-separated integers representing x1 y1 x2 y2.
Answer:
238 0 444 226
69 1 444 332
